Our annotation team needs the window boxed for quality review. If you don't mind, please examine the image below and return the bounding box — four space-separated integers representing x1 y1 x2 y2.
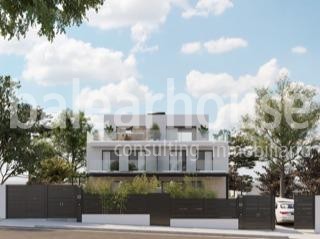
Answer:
129 151 138 171
170 151 186 171
177 131 192 141
102 150 119 171
196 150 205 171
129 150 146 171
110 151 119 171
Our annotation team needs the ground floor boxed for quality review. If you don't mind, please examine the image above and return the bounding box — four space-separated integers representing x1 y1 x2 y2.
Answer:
87 174 228 198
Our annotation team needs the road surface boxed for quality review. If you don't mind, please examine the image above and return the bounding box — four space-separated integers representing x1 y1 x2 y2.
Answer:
0 228 286 239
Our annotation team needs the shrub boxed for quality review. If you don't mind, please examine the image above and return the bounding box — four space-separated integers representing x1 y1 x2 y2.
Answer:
164 176 217 199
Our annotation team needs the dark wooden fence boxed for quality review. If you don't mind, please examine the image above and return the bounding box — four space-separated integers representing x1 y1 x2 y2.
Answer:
82 193 238 226
294 195 315 229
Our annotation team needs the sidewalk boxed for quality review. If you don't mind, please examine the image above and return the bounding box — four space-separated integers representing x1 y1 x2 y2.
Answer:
0 219 317 239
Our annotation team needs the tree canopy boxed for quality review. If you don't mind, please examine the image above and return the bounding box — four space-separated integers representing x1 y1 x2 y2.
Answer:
242 78 320 197
0 0 104 40
0 76 45 184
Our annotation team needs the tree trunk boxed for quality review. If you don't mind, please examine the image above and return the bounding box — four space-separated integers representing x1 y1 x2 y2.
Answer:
279 166 285 198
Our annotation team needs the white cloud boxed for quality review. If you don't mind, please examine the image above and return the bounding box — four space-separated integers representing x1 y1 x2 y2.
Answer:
1 35 137 86
291 46 307 54
182 0 233 18
212 92 256 130
204 37 247 54
186 58 288 98
0 30 138 86
87 0 171 46
181 41 202 54
77 78 154 113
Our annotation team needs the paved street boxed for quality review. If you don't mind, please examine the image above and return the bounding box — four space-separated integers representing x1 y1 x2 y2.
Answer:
0 229 286 239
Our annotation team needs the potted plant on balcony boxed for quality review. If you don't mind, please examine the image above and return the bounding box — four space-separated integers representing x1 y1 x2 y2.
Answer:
104 124 114 139
198 124 208 137
149 123 161 140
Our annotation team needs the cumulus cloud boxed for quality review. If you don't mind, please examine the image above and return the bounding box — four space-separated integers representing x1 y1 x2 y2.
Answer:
86 0 171 48
0 31 138 86
212 93 256 130
76 78 154 113
22 36 137 85
291 46 307 54
182 0 233 18
86 0 232 50
204 37 247 54
186 58 288 98
181 41 202 54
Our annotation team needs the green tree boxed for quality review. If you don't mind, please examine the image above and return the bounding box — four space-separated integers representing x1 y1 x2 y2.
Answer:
0 0 104 40
226 130 258 196
295 146 320 194
256 162 299 198
29 157 72 184
52 109 92 184
0 76 45 184
242 78 320 197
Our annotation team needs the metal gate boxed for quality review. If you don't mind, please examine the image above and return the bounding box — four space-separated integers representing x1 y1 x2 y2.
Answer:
6 185 82 221
294 195 315 229
238 195 275 230
147 193 171 226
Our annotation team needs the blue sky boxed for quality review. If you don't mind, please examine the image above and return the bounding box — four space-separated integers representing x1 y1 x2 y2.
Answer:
0 0 319 130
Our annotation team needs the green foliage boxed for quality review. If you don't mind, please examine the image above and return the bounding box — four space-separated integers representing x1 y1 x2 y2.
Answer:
129 163 137 171
0 0 104 40
52 109 92 184
241 78 320 197
227 130 258 196
256 162 299 198
110 161 119 171
84 175 160 212
29 157 72 184
295 146 320 194
164 177 216 199
0 75 46 184
126 175 159 194
104 124 114 134
149 123 161 140
198 125 209 135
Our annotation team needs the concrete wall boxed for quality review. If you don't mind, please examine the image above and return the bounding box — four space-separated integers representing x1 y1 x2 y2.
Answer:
0 185 5 219
316 195 320 233
170 219 238 229
82 214 150 226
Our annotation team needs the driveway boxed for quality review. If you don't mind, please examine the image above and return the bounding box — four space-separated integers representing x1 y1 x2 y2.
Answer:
0 228 286 239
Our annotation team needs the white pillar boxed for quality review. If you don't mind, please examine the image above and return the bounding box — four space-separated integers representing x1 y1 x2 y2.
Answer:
0 185 5 219
315 195 320 233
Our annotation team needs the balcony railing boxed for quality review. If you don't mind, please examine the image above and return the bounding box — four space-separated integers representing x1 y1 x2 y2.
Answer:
87 129 229 142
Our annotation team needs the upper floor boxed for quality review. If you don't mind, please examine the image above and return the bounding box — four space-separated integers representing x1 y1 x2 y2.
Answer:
89 113 221 143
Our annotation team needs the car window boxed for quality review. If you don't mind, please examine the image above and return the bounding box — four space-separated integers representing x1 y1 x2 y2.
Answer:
280 203 294 209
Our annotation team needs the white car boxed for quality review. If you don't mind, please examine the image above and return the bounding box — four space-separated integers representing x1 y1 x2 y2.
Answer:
275 197 294 224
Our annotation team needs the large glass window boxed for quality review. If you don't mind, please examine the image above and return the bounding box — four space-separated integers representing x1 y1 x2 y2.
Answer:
196 150 205 171
170 151 186 171
110 151 119 171
129 150 146 171
129 151 138 171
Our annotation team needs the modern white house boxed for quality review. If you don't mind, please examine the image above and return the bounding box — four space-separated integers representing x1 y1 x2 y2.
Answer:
86 113 229 198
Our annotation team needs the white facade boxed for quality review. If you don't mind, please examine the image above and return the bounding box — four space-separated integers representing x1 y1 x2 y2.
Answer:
86 114 228 174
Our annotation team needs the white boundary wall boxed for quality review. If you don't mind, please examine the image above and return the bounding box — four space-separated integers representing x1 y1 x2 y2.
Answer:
82 214 150 226
316 195 320 233
0 185 5 219
170 219 238 229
